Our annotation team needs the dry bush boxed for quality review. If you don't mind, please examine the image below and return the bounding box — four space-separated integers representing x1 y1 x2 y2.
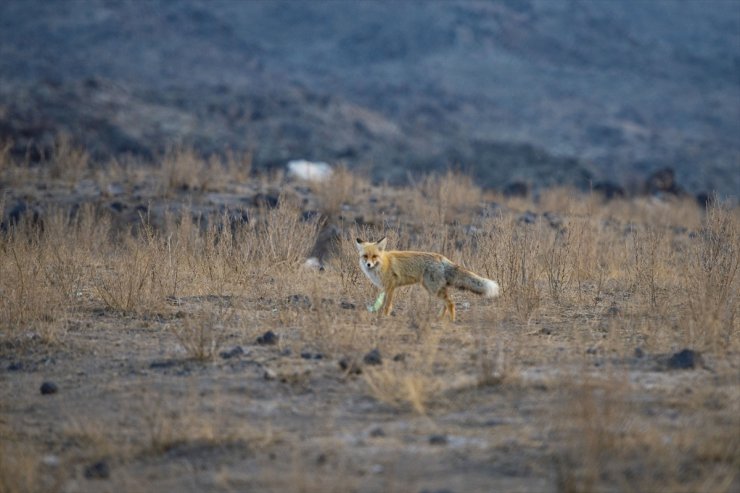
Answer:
160 146 212 195
94 226 164 314
476 215 542 322
684 202 740 350
542 226 573 303
313 163 368 217
407 170 481 225
169 306 232 361
48 133 89 183
627 224 670 307
0 207 105 342
363 328 444 414
0 443 42 493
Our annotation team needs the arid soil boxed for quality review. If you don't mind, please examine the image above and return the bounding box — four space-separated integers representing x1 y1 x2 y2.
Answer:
1 157 738 493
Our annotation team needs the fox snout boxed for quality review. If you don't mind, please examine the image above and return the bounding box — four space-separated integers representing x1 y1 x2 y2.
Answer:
362 255 379 269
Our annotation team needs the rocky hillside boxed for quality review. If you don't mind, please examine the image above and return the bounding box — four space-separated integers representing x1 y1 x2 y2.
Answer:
1 0 738 195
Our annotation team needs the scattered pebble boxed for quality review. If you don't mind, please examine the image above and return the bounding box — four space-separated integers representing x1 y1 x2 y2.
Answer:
149 360 178 369
363 348 382 366
300 352 324 360
369 426 385 438
84 460 110 479
340 301 356 310
287 294 312 309
257 331 279 345
339 358 362 375
667 349 703 370
428 434 448 446
40 381 58 395
392 353 406 362
219 346 245 359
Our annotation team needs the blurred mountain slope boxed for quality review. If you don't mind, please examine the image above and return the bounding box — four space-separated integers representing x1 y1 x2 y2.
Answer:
1 0 738 193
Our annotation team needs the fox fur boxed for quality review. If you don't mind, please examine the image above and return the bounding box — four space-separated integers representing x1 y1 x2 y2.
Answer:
355 237 499 321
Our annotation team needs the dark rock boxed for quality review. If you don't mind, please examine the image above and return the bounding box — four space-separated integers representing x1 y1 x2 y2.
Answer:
339 357 362 375
84 460 110 479
695 192 715 208
252 192 279 208
7 361 23 371
300 351 324 360
109 201 125 213
647 167 684 195
392 353 407 362
428 434 448 446
340 301 356 310
543 211 563 229
287 294 311 308
149 359 179 369
40 381 58 395
606 304 621 316
666 349 703 370
593 181 626 200
219 346 244 359
363 348 382 366
256 330 279 345
517 211 538 225
310 224 342 264
503 181 529 198
369 427 385 438
301 210 322 222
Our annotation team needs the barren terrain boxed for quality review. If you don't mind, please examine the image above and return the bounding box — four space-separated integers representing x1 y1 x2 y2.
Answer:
1 147 738 493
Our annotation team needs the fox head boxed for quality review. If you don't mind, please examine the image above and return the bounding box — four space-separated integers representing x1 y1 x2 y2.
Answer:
355 237 387 270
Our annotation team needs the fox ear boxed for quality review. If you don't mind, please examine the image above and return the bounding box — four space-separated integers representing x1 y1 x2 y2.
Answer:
376 237 387 250
355 238 364 252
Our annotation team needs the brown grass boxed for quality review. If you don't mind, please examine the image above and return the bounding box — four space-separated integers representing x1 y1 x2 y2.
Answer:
1 150 738 492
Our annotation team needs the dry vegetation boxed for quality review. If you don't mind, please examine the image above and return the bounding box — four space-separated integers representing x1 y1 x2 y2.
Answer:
0 145 738 493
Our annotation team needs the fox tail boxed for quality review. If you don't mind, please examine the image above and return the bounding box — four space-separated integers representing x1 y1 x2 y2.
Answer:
448 265 500 298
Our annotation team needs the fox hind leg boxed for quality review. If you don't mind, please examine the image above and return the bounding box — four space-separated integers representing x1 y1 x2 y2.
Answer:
436 287 455 322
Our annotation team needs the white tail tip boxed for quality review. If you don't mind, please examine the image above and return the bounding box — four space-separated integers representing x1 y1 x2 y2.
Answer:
483 279 500 298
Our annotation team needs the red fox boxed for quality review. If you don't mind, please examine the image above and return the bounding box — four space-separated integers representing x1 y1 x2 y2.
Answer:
355 237 500 321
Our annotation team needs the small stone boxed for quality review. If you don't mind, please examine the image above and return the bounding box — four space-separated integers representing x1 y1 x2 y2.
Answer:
363 348 382 366
339 358 362 375
517 211 538 225
369 427 385 438
340 301 356 310
40 381 58 395
84 460 110 479
41 455 61 467
219 346 244 359
256 331 279 345
263 368 277 380
667 349 703 370
287 294 311 308
392 353 406 362
428 434 448 446
7 361 23 371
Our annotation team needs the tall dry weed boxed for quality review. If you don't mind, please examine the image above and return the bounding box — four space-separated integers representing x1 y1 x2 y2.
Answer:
684 202 739 350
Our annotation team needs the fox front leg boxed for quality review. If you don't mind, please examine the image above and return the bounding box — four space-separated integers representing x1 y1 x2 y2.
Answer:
367 291 385 313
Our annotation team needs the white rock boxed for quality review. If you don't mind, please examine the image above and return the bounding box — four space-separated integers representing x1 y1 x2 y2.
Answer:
287 160 332 182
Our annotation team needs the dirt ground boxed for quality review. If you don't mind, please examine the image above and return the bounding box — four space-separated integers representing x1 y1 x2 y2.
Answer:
1 163 739 493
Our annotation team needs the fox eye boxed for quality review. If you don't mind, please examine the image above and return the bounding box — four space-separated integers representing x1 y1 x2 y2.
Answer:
362 255 368 260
